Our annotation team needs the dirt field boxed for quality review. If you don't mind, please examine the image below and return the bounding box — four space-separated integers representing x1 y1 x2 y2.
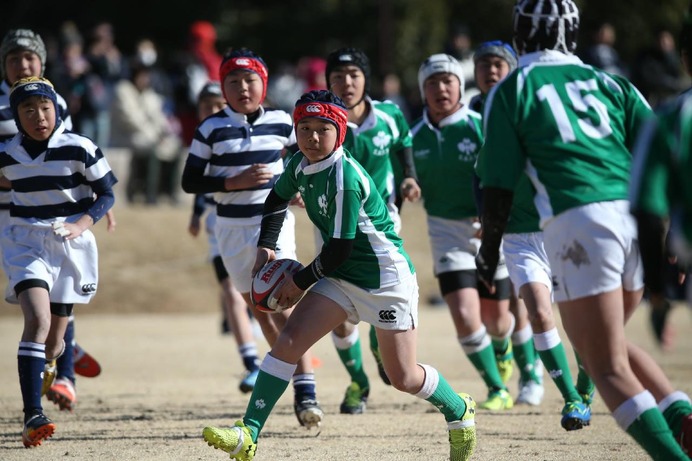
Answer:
0 201 690 460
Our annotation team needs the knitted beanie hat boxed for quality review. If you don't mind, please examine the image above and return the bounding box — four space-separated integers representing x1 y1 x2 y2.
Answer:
473 41 518 71
1 29 47 79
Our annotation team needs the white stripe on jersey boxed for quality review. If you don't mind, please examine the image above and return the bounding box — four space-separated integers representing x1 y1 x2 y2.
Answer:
525 159 555 228
372 106 400 140
347 97 401 140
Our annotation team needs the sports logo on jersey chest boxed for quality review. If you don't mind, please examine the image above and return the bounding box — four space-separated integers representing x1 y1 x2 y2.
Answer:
372 131 392 156
457 138 477 162
317 193 328 217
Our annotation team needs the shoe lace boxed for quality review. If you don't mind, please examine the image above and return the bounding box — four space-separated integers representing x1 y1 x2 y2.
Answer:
563 401 586 416
297 398 319 410
449 426 468 446
579 390 595 406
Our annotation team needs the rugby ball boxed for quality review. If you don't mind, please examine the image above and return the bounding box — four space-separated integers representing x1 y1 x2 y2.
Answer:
251 258 305 313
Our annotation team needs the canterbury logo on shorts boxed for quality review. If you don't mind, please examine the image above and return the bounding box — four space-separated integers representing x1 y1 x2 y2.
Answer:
378 309 396 323
81 283 97 294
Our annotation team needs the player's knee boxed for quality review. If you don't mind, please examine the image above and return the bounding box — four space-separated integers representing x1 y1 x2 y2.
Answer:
530 303 554 328
385 365 420 393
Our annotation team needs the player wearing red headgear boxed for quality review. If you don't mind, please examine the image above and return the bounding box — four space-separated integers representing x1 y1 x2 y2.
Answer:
181 49 323 429
202 89 477 461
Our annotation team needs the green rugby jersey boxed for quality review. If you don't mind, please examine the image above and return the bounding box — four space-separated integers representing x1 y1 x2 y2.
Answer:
410 105 482 220
630 89 692 256
344 98 412 205
475 95 541 234
276 148 414 289
480 50 651 227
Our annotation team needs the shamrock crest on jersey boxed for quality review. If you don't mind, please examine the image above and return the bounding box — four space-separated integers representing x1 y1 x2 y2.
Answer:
457 138 477 162
372 131 392 156
318 193 329 216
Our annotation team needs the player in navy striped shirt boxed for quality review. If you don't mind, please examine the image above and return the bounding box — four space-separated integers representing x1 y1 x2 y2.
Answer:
0 77 117 447
181 49 323 428
0 28 109 413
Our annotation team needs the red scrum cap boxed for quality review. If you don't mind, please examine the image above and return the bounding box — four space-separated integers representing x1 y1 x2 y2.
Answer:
293 90 349 150
219 49 269 103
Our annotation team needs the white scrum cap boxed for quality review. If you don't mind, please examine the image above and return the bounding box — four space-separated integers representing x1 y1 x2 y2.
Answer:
417 53 464 100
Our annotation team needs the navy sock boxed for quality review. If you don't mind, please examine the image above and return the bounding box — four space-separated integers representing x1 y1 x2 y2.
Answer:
293 373 317 401
57 319 76 383
18 342 45 421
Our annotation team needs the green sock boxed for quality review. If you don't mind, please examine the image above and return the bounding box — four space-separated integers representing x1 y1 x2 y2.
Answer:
368 324 380 360
536 342 581 403
335 338 369 390
574 353 595 400
626 408 688 460
662 399 692 439
512 338 539 383
243 370 290 442
425 372 466 422
466 344 506 392
491 337 511 358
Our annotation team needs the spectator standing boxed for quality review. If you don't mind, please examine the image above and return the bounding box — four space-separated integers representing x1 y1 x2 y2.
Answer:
82 22 127 147
110 58 183 205
633 28 688 107
581 22 628 77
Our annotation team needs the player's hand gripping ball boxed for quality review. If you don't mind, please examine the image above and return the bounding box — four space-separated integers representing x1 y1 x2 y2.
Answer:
251 258 305 313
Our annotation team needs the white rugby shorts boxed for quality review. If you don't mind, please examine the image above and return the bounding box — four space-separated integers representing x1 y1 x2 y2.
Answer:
2 224 99 304
427 215 508 279
543 200 643 302
309 273 419 331
204 209 221 260
503 232 552 297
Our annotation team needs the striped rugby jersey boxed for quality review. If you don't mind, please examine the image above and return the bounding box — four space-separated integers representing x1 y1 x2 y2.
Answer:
187 106 296 225
0 122 117 226
0 79 74 209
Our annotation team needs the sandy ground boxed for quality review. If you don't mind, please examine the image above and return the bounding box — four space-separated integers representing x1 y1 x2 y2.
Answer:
0 202 690 460
2 308 691 461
